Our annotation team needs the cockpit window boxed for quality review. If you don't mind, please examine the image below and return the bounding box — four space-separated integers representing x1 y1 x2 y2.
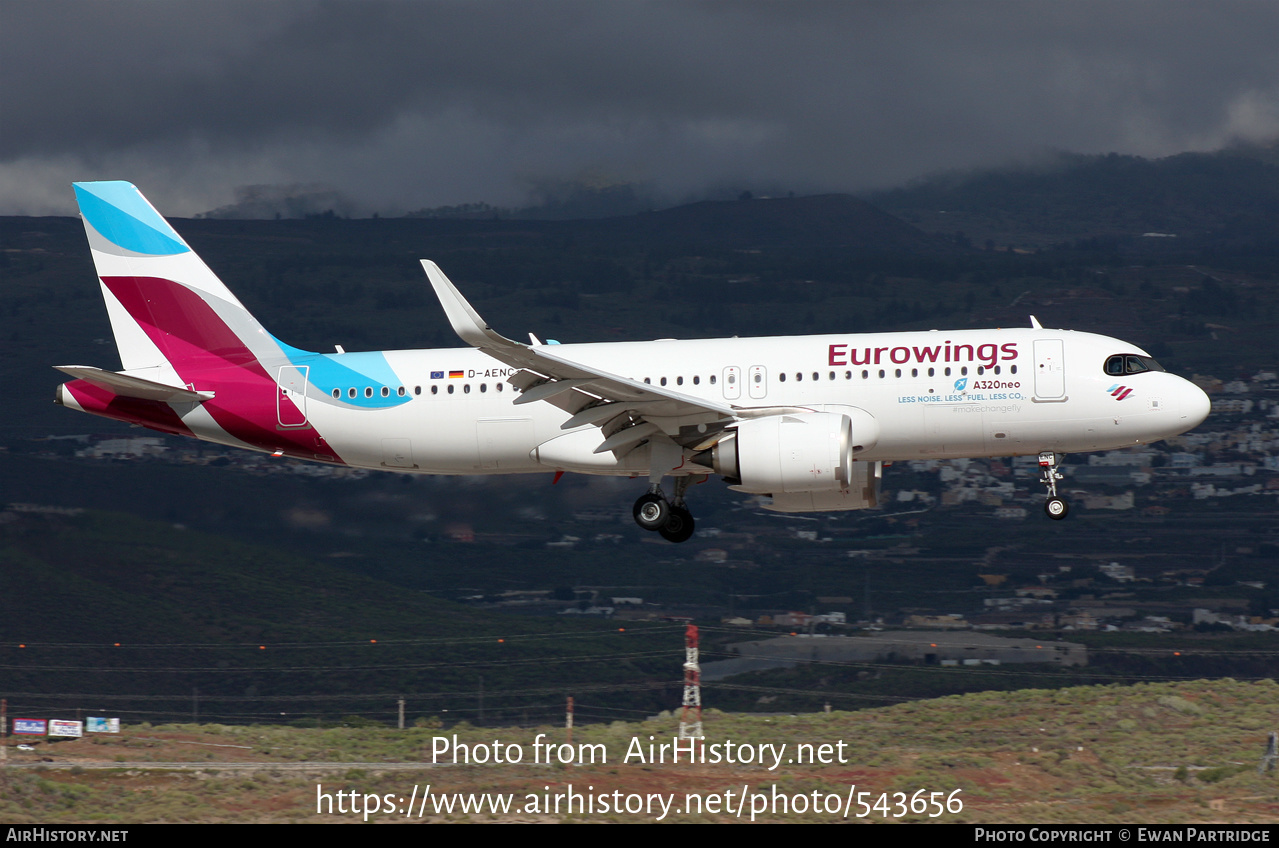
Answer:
1104 354 1165 375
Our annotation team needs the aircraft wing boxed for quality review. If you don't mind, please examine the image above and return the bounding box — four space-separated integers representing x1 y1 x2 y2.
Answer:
422 261 805 450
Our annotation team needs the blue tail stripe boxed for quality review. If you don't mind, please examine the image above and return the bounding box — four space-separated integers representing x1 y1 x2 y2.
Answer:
272 336 411 408
73 182 189 256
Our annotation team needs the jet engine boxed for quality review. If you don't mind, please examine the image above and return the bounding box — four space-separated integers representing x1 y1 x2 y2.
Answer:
695 411 869 494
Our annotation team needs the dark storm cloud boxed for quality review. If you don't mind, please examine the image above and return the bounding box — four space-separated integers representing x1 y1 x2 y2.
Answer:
3 1 1279 215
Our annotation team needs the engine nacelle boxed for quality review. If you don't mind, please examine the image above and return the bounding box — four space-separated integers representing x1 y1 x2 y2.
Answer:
764 461 883 512
708 412 858 494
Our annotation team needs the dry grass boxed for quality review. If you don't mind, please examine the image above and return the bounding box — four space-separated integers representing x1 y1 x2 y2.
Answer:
4 679 1279 823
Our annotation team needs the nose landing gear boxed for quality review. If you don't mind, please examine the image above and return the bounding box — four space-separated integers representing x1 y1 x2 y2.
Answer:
632 477 698 543
1039 451 1069 520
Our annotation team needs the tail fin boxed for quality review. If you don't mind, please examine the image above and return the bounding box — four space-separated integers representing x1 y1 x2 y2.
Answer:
72 181 285 382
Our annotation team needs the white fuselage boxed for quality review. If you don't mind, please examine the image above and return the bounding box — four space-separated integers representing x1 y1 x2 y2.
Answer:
58 181 1215 535
253 327 1208 476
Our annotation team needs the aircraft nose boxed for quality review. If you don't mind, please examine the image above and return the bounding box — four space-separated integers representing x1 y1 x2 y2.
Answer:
1181 380 1210 428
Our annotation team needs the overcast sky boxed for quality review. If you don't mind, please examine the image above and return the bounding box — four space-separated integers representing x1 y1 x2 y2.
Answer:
4 1 1279 216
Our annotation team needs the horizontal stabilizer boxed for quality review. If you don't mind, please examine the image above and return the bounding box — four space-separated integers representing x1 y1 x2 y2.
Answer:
54 366 214 403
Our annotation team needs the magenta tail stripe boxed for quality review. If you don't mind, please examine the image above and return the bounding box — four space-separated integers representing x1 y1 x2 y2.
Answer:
64 380 195 437
98 275 345 464
101 276 259 371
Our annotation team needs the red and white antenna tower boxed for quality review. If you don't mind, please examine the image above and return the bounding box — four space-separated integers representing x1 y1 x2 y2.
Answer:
679 624 703 740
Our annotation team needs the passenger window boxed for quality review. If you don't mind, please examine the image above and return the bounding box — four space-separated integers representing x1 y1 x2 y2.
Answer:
496 383 504 392
779 373 787 382
861 370 868 379
1010 365 1017 375
414 386 421 395
812 372 818 381
710 375 717 385
431 385 438 395
977 366 984 375
332 389 340 398
927 368 935 377
397 386 406 397
895 369 901 378
364 387 373 398
693 376 700 385
381 386 390 397
348 388 357 399
878 370 885 378
911 368 918 377
660 377 667 386
464 384 471 394
480 383 487 393
829 371 835 380
796 373 803 382
447 385 454 395
677 376 684 385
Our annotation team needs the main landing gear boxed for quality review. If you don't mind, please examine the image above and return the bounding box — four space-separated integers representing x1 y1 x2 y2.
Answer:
633 477 697 543
1038 451 1069 520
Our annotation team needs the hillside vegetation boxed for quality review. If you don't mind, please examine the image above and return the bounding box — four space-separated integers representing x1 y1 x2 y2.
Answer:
2 679 1277 823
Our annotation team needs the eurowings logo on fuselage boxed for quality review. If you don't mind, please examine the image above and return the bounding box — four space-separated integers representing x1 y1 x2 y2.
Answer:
828 341 1019 369
1108 384 1133 400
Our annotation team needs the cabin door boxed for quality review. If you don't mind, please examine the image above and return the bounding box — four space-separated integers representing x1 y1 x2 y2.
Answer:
1033 340 1066 399
276 366 309 428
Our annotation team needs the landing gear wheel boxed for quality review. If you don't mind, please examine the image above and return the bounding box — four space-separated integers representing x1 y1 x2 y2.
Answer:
1045 496 1069 520
1038 451 1068 521
633 493 670 531
658 506 695 543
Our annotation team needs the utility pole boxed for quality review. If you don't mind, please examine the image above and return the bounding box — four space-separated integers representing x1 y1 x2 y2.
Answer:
566 697 574 746
398 697 405 730
1260 732 1278 775
679 625 703 740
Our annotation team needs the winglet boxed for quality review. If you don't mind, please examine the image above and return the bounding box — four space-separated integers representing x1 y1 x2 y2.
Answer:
421 260 524 351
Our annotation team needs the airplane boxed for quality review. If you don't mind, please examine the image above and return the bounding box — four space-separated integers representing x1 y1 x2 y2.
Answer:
55 181 1212 543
